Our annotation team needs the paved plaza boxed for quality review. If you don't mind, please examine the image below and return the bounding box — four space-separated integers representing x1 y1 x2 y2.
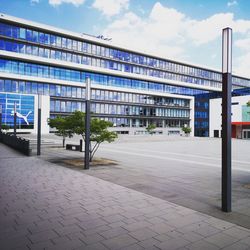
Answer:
39 135 250 229
1 136 250 249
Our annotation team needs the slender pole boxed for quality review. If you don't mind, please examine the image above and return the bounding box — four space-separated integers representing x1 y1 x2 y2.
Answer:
37 95 42 155
14 102 17 136
222 27 232 212
0 104 2 131
84 78 91 169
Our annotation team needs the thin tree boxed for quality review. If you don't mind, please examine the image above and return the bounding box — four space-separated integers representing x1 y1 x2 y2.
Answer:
48 116 73 147
67 111 118 161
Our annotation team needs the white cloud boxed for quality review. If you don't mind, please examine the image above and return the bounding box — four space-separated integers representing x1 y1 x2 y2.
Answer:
48 0 85 6
92 0 129 17
101 2 250 77
227 1 238 7
235 52 250 77
234 35 250 77
235 37 250 51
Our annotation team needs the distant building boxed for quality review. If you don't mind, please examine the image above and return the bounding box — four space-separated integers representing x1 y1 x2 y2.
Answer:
0 13 249 136
210 95 250 139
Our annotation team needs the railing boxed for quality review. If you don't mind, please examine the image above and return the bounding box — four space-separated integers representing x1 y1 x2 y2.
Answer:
0 132 31 156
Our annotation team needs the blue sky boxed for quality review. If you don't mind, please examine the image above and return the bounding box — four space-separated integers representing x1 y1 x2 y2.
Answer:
1 0 250 77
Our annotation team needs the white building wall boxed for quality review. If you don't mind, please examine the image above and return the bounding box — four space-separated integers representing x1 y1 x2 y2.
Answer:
209 95 250 137
34 95 50 134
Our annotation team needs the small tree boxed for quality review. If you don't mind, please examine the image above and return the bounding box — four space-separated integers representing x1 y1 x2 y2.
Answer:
67 111 118 161
246 101 250 107
182 126 192 135
48 116 73 147
90 118 118 161
146 123 156 135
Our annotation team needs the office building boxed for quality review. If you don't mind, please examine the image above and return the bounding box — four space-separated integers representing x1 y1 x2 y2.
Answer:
0 13 250 136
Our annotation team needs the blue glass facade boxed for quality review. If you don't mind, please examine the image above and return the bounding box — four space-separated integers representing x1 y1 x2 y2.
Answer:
0 92 34 128
0 15 249 135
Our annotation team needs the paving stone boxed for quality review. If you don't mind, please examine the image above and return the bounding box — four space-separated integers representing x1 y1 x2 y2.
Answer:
99 227 128 239
27 240 55 250
153 233 173 242
120 243 144 250
128 228 158 241
149 222 173 234
204 232 239 248
239 236 250 246
193 224 221 237
75 242 109 250
50 236 85 249
138 237 161 248
28 229 59 243
102 234 138 249
221 242 250 250
1 235 31 250
185 240 220 250
102 214 126 223
78 233 105 245
122 221 153 232
157 236 190 250
223 226 250 239
181 231 204 243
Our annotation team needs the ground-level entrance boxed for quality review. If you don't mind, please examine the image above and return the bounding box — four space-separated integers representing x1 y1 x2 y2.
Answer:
232 122 250 139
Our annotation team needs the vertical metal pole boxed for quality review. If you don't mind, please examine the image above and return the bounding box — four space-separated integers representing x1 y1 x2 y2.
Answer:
84 78 91 169
222 28 232 212
37 95 42 155
0 104 2 131
14 102 17 136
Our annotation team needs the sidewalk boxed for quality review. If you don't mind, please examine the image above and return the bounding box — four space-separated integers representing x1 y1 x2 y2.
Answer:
1 144 250 250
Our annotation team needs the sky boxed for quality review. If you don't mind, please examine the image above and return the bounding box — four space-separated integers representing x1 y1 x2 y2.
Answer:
1 0 250 77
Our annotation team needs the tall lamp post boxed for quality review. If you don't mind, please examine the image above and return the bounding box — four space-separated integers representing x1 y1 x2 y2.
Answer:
222 27 232 212
84 77 91 169
37 95 42 155
0 104 2 131
13 101 17 136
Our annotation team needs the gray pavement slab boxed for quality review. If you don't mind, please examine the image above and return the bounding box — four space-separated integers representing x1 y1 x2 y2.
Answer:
1 140 250 250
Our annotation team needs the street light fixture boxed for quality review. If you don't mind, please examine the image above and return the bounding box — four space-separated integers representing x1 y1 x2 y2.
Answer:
222 27 232 212
37 94 42 155
84 77 91 169
13 101 17 136
0 104 2 131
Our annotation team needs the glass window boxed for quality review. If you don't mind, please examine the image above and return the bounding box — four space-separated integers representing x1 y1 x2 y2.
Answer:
66 86 71 97
49 84 56 96
43 84 49 95
11 80 18 92
26 29 33 41
72 87 77 98
77 88 81 98
55 100 60 112
0 79 5 92
67 38 72 49
56 36 61 47
38 83 43 94
44 33 50 44
19 81 25 93
19 27 26 39
72 40 77 50
39 32 45 44
61 101 66 112
66 101 71 112
50 34 56 46
33 31 38 43
31 82 37 94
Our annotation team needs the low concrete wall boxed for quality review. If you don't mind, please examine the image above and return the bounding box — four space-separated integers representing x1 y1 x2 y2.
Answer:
0 132 31 156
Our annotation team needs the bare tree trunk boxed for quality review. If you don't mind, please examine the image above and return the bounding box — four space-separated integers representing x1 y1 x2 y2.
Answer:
63 137 65 148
